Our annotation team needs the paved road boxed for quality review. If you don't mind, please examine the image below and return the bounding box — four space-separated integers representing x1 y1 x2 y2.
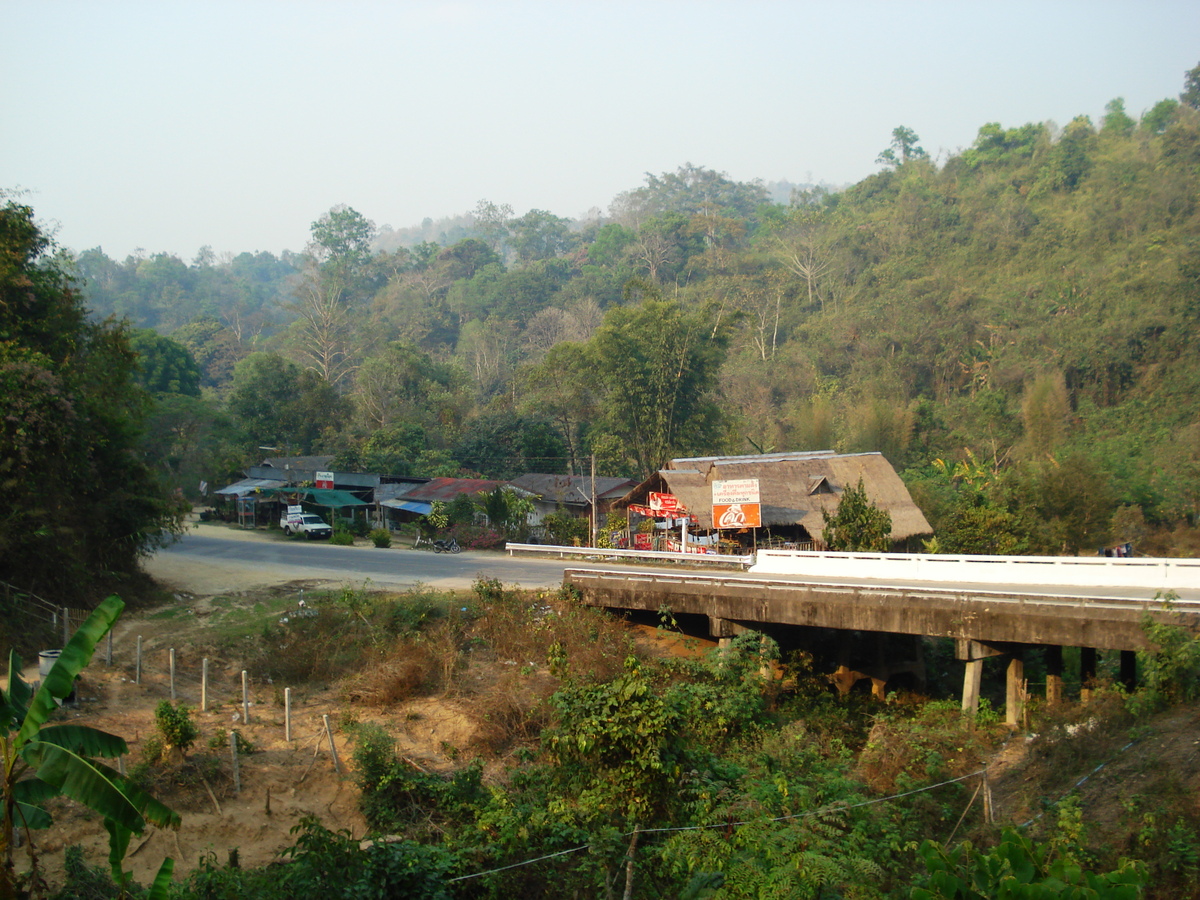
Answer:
149 528 580 593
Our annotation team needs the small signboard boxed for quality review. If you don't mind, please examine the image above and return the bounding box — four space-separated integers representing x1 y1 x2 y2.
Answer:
315 471 334 489
633 533 653 551
712 478 761 530
649 492 684 515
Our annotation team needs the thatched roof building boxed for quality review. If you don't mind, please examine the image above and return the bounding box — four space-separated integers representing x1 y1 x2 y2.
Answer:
619 450 932 543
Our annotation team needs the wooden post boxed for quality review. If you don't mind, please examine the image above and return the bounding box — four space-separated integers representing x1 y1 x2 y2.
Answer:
285 688 292 742
169 649 176 701
961 659 983 714
230 732 241 794
241 670 250 724
1005 655 1025 729
201 658 208 712
63 607 69 648
1045 645 1064 706
136 635 142 685
106 631 113 667
323 714 342 774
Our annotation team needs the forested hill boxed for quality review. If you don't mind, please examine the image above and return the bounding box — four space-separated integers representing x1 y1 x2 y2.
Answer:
73 86 1200 557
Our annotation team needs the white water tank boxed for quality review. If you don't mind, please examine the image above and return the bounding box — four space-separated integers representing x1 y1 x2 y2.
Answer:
38 650 61 677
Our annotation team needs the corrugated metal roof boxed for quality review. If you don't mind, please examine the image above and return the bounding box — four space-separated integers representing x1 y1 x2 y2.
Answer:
214 478 286 497
401 478 509 502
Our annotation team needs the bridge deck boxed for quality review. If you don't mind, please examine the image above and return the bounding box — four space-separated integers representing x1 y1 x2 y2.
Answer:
565 567 1200 651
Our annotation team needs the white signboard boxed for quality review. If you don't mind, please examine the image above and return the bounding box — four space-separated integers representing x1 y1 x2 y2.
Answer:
712 479 760 505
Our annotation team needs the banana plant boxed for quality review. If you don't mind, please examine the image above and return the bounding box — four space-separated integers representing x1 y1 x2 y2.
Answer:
1 595 180 898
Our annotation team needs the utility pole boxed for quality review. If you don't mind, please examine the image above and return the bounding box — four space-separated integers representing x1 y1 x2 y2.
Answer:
590 453 597 547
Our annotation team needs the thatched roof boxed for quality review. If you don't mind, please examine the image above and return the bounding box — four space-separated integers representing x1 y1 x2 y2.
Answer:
618 451 932 540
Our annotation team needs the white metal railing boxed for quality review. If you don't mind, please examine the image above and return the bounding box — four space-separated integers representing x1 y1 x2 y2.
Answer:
505 542 755 568
750 549 1200 592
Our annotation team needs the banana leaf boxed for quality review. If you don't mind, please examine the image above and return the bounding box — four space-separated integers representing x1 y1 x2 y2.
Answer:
22 741 145 834
16 595 123 748
13 801 52 830
13 776 58 830
147 857 176 900
2 650 32 726
37 724 128 758
94 761 181 831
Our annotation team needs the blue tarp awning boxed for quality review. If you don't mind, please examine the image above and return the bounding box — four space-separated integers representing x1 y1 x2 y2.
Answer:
381 499 433 515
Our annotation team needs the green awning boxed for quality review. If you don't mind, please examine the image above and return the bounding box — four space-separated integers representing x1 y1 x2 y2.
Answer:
261 487 368 508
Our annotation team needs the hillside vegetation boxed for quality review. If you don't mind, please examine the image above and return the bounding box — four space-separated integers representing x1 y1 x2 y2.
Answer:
68 76 1200 559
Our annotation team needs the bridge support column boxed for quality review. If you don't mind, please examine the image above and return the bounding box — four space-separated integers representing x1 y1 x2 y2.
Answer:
1045 646 1064 706
1120 650 1137 693
1006 656 1025 729
962 660 983 714
1081 647 1097 702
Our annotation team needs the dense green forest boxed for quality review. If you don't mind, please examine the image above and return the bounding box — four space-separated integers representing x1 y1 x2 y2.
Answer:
42 69 1200 559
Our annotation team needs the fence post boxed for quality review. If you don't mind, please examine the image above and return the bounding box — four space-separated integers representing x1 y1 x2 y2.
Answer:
241 670 249 724
201 658 208 712
230 732 241 794
62 607 69 648
323 714 342 774
284 688 292 742
136 636 142 685
106 631 112 667
169 649 176 701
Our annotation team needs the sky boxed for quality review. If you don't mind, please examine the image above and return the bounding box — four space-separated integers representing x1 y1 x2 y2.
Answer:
4 1 1199 261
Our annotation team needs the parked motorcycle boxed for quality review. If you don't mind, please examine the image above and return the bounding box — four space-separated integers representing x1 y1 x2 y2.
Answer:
432 537 461 554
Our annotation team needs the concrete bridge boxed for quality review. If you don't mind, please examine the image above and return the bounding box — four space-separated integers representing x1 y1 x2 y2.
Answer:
561 550 1200 724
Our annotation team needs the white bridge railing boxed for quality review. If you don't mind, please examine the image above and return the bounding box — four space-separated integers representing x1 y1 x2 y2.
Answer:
750 549 1200 592
505 542 754 568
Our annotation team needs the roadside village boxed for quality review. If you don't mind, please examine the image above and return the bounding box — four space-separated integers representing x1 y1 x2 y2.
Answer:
212 450 933 553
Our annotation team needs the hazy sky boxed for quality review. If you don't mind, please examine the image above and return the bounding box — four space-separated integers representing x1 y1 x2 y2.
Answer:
5 1 1198 260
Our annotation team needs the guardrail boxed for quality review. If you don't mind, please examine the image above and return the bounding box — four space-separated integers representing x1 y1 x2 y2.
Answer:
505 542 755 568
750 549 1200 592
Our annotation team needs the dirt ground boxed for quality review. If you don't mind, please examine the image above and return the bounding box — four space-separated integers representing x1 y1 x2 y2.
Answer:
13 519 708 892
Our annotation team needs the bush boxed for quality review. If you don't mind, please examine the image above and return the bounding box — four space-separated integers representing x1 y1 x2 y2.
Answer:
330 528 354 546
370 528 393 548
154 700 198 756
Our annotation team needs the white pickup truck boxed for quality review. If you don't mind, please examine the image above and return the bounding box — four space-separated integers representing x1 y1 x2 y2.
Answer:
280 511 333 539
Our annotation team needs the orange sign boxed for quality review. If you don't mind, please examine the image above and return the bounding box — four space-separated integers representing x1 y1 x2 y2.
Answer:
713 502 761 529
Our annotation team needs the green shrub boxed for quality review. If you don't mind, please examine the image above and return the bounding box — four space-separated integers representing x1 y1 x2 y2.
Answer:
330 528 354 546
154 700 198 756
370 528 393 548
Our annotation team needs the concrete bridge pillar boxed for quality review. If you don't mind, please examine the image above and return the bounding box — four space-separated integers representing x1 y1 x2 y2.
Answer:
1120 650 1137 693
961 659 983 714
1005 655 1026 729
1045 645 1064 706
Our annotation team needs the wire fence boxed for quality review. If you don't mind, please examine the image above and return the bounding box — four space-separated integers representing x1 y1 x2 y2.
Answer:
34 614 349 792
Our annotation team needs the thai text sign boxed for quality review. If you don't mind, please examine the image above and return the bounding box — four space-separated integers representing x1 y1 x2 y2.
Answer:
712 479 760 504
712 478 761 530
315 471 334 489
